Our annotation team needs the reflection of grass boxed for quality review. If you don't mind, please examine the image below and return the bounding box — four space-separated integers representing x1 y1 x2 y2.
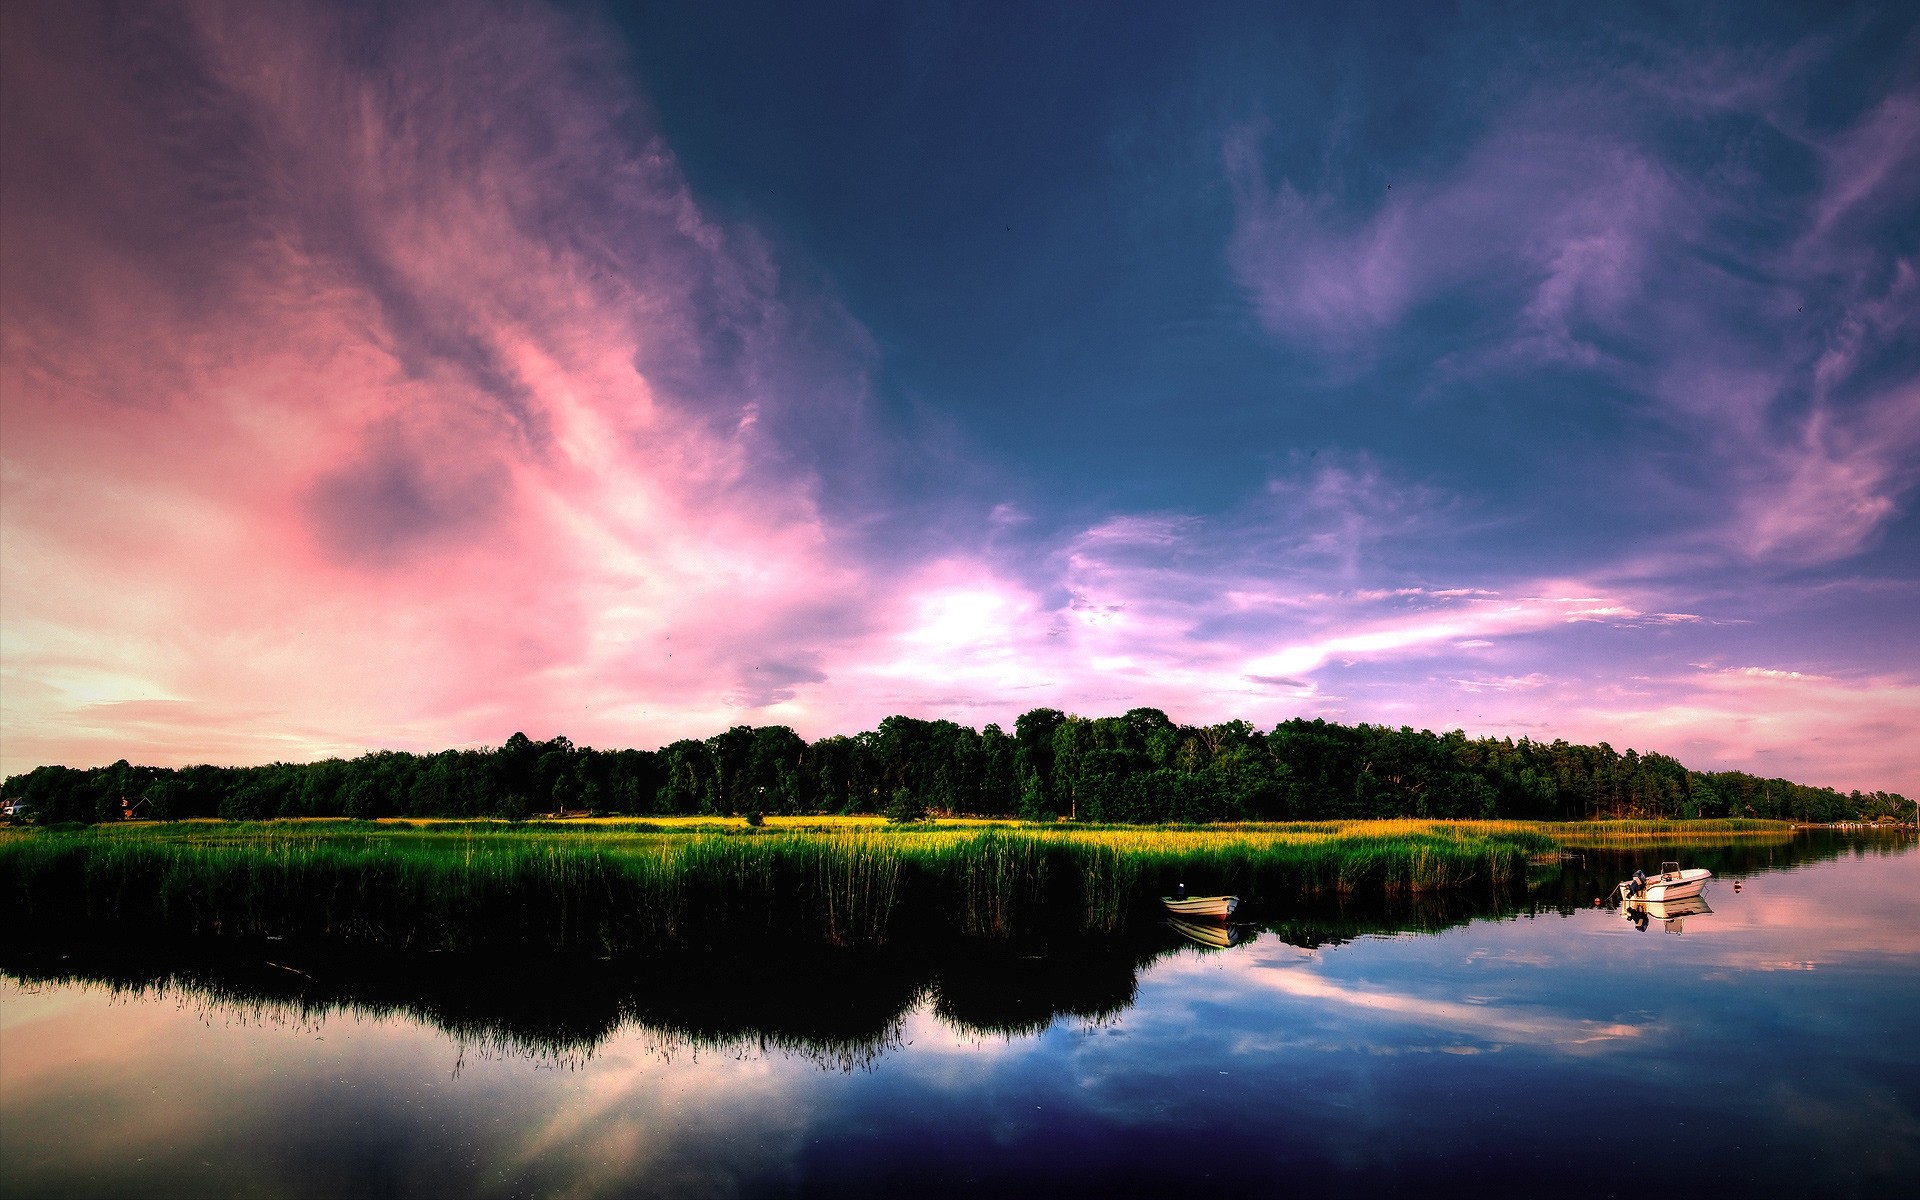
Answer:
0 819 1800 954
0 819 1576 952
1545 818 1796 848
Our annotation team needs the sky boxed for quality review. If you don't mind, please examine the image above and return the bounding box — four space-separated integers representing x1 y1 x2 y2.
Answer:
2 1 1916 793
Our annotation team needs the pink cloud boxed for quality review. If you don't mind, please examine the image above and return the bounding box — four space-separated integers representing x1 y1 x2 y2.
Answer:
1335 661 1920 797
807 470 1749 749
819 481 1919 793
1 1 882 770
1225 116 1671 357
1 2 1912 806
1561 666 1920 796
1807 92 1920 242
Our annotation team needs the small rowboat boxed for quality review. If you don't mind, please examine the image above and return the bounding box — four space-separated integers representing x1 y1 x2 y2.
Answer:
1614 861 1712 904
1161 895 1239 918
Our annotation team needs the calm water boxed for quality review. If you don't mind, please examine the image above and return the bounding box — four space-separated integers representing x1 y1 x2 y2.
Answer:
3 835 1915 1198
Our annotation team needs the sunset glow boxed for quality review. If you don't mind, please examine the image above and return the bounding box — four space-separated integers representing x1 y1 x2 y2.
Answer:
3 1 1915 793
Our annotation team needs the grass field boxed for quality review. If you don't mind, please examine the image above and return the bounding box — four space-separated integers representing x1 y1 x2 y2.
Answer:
0 817 1796 954
15 813 1793 836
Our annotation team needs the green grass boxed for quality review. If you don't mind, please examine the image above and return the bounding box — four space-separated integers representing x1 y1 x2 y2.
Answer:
0 818 1787 954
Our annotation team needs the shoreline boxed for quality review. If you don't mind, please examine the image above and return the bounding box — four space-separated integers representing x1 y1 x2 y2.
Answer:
5 818 1888 960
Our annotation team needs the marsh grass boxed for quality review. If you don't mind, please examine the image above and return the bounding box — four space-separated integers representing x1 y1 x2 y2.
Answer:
0 819 1778 953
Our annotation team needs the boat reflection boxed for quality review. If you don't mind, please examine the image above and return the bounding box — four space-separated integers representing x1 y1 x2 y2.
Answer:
1166 916 1250 949
1624 894 1713 933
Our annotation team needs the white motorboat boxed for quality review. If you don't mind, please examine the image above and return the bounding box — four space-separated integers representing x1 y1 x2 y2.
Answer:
1614 861 1712 903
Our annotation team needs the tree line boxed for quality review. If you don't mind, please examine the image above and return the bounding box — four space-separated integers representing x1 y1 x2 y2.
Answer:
3 709 1910 826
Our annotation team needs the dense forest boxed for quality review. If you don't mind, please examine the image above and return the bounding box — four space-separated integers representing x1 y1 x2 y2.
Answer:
3 709 1910 826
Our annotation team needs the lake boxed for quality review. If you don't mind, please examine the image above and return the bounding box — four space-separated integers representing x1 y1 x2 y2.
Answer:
3 832 1914 1197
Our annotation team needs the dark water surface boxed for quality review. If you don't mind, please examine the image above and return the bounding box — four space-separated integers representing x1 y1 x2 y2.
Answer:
4 833 1915 1198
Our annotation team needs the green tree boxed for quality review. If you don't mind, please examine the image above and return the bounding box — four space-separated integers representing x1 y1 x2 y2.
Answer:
885 786 926 823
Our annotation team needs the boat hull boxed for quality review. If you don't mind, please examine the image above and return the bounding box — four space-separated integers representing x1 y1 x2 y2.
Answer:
1642 877 1706 901
1161 895 1239 918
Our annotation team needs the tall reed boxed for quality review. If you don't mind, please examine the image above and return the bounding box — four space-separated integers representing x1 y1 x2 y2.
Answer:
0 820 1559 954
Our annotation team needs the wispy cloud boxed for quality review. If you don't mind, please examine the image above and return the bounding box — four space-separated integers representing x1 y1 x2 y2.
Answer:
0 0 887 766
1227 60 1920 572
1 1 1913 800
1227 118 1671 360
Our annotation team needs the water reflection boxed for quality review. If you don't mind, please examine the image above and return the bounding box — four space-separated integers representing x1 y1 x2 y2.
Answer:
0 891 1597 1067
1528 827 1912 909
1 941 1105 1072
1624 894 1713 933
4 832 1915 1197
1165 917 1247 949
2 830 1909 1066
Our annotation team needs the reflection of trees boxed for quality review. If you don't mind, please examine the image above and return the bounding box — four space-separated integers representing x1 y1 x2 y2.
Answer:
0 933 1169 1071
5 832 1902 1069
929 941 1154 1036
1252 890 1513 949
0 897 1517 1065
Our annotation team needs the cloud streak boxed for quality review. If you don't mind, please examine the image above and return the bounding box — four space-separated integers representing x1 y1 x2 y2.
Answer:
1227 61 1920 571
1 0 884 766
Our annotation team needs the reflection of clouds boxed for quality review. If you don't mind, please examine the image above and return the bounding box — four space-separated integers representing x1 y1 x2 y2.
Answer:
5 847 1916 1193
497 1041 813 1198
1463 947 1556 968
0 977 833 1199
0 982 254 1163
0 985 456 1190
1765 1080 1920 1180
1653 854 1920 969
1237 963 1645 1048
893 1006 1049 1089
1126 946 1648 1055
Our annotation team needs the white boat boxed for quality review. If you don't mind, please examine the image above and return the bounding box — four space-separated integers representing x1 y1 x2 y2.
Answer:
1615 861 1712 903
1161 895 1240 918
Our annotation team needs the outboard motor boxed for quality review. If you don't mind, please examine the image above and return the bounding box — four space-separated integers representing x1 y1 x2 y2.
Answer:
1629 869 1647 898
1173 881 1189 901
